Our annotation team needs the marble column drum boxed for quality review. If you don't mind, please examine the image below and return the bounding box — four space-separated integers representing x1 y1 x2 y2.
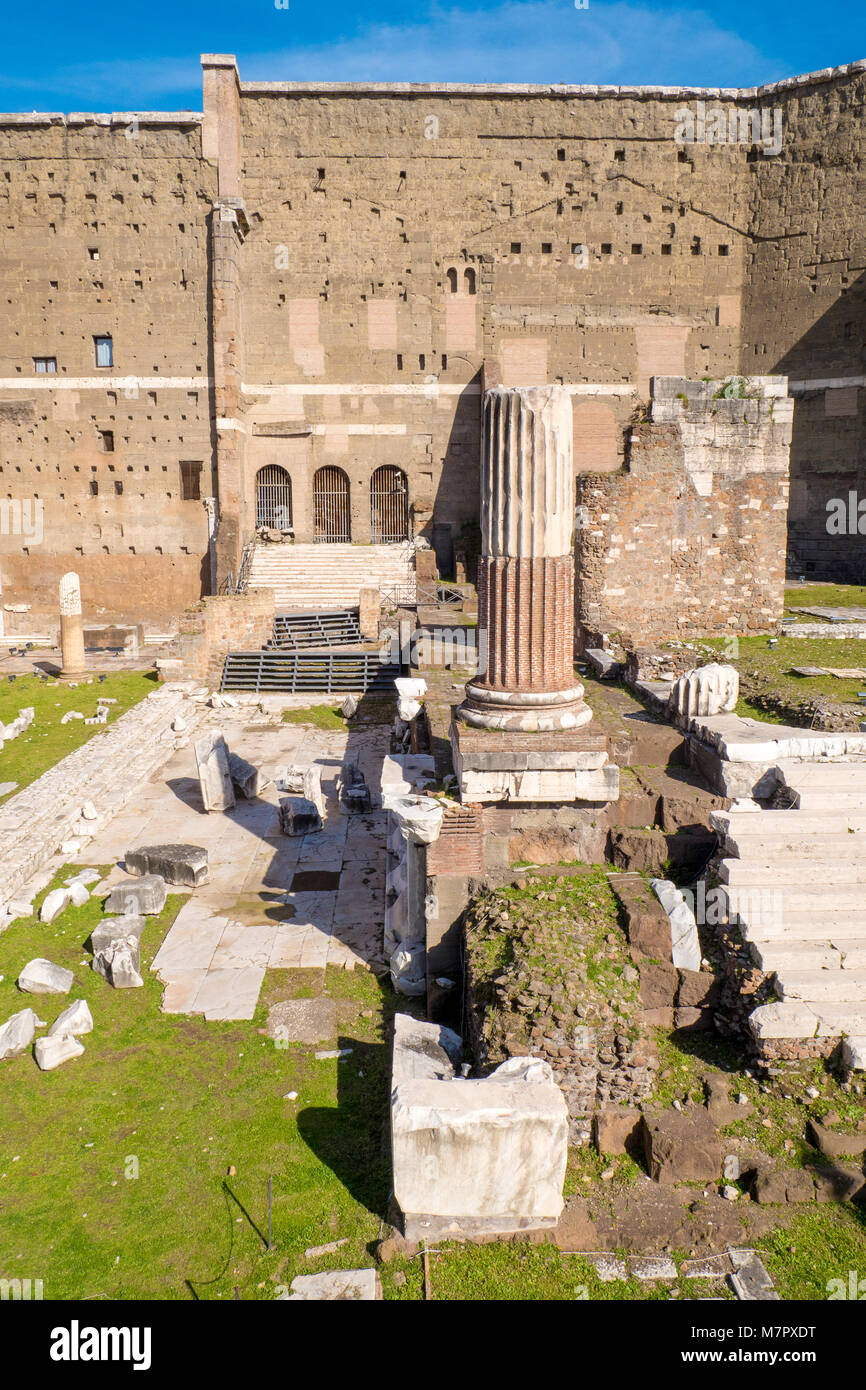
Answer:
459 385 592 732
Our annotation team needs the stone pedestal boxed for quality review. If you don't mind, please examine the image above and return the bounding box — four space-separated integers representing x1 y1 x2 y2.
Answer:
458 386 590 733
59 572 88 680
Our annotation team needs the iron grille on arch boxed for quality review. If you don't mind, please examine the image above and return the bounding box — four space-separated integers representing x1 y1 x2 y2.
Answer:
370 465 409 543
255 465 293 530
314 466 351 542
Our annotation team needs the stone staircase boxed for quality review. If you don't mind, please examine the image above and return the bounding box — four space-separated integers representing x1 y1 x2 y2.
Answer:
712 756 866 1066
246 542 416 610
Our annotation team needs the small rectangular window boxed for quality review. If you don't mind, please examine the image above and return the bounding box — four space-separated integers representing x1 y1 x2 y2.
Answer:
88 247 99 260
33 357 57 373
631 244 643 255
718 243 729 256
601 243 612 255
614 149 625 161
661 243 672 256
114 479 123 495
179 460 202 502
541 242 552 254
89 479 99 496
99 429 114 452
94 336 113 368
510 242 521 254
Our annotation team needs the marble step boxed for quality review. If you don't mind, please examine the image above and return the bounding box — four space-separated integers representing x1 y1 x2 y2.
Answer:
776 970 866 1002
720 858 866 886
750 940 866 972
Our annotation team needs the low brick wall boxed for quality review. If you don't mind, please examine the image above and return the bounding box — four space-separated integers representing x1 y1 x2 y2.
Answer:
158 588 275 686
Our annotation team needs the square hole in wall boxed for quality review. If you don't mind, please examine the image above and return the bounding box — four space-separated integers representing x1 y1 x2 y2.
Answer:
661 243 672 255
631 244 643 255
510 242 521 254
541 242 552 254
601 243 612 255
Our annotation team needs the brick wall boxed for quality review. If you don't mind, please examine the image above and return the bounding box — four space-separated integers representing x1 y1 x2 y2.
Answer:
575 377 792 646
161 587 275 684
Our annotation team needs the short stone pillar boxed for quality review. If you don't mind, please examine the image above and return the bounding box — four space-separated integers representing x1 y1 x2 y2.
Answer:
384 795 444 997
458 385 591 731
59 572 88 680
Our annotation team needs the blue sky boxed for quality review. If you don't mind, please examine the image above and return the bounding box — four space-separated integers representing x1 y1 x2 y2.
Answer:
0 0 861 111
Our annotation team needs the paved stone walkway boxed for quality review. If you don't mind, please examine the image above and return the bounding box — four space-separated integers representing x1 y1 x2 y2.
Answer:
0 682 206 910
84 713 389 1020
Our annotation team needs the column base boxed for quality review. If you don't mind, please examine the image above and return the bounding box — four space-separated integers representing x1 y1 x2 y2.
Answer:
457 682 593 733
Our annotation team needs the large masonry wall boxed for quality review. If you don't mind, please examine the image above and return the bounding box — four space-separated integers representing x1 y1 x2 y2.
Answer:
576 377 793 646
0 57 864 630
234 84 747 566
0 115 216 629
742 68 866 580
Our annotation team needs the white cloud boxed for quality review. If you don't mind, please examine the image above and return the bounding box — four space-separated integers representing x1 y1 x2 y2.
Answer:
0 1 786 109
244 1 783 87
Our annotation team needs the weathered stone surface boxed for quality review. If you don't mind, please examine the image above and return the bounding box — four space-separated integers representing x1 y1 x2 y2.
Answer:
807 1119 866 1159
639 960 679 1010
669 663 739 719
266 997 336 1045
34 1034 85 1071
39 888 69 923
194 730 235 812
651 879 701 971
729 1248 780 1301
92 916 146 989
0 1007 44 1060
105 874 166 916
392 1018 568 1238
125 843 208 887
282 1269 382 1300
642 1106 722 1185
678 968 720 1009
593 1107 642 1156
391 1013 462 1084
752 1168 815 1204
810 1162 866 1203
228 751 271 799
278 796 322 837
389 941 426 997
18 958 74 995
338 761 373 813
47 999 93 1037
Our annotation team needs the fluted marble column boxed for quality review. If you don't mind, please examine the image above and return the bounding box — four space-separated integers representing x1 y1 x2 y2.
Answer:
459 385 591 732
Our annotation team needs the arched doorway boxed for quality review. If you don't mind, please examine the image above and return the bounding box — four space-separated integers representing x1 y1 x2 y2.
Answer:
255 465 293 530
314 466 351 542
370 465 409 543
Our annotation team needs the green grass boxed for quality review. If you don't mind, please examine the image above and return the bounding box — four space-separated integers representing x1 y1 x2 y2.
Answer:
280 697 397 732
784 582 866 614
382 1241 732 1301
0 869 398 1301
758 1207 866 1301
697 634 866 714
281 704 347 731
0 672 156 806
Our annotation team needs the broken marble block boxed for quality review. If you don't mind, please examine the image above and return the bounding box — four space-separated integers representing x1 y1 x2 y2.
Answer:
18 958 74 995
125 843 208 888
47 999 93 1038
0 1007 45 1060
104 874 166 916
34 1034 85 1071
279 796 322 836
39 887 70 923
194 729 235 812
338 761 373 813
91 916 146 989
391 1017 568 1240
389 941 427 998
282 1270 382 1301
228 751 272 799
668 662 739 720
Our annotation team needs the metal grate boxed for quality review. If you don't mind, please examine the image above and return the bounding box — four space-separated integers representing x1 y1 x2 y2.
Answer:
221 649 399 695
270 608 362 650
313 466 351 542
370 465 409 543
255 466 293 530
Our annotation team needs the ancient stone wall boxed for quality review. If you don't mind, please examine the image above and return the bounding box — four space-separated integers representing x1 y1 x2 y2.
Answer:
576 377 792 646
1 57 864 628
0 114 216 629
159 587 275 685
741 68 866 580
